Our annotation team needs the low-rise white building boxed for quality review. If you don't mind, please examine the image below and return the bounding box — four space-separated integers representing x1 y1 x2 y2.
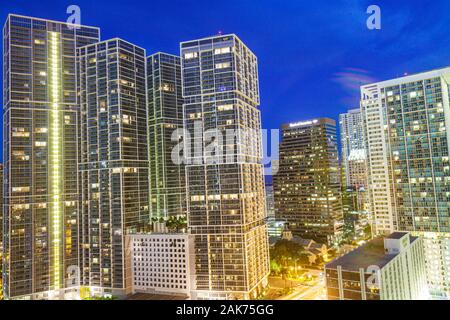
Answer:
127 233 195 298
325 232 428 300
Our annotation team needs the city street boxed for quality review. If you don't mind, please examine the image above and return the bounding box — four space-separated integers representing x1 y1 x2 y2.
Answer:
269 269 327 300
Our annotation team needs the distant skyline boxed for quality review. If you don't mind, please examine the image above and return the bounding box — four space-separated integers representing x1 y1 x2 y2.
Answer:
3 0 450 162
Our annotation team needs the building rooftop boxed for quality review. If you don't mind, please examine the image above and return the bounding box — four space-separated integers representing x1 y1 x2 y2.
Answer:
281 117 336 130
386 232 408 240
325 233 417 271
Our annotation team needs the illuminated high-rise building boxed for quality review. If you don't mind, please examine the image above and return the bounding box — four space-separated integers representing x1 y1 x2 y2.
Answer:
274 118 344 244
361 68 450 299
147 52 185 219
2 14 99 299
339 109 368 211
180 34 270 299
339 108 367 188
78 38 149 296
360 86 395 236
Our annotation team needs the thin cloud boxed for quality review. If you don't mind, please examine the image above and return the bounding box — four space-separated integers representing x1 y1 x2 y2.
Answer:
332 67 377 92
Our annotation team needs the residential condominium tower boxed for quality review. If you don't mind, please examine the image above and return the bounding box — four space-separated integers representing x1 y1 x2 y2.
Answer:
361 67 450 299
147 52 185 219
273 118 344 245
2 14 100 299
360 85 396 236
180 34 270 299
77 39 149 296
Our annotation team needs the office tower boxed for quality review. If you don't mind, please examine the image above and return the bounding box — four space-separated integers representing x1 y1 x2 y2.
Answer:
3 14 99 299
325 232 428 300
339 109 368 211
147 53 185 219
78 39 149 296
361 68 450 298
274 118 344 245
127 233 194 298
342 186 359 237
339 108 367 187
180 34 270 300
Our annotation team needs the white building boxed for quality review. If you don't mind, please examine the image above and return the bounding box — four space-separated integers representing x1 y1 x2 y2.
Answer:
325 232 428 300
127 233 195 298
360 85 396 235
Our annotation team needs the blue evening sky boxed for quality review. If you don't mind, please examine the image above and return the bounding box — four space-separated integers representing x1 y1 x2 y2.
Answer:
2 0 450 163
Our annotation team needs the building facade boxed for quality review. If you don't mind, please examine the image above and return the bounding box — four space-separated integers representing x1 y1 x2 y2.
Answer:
127 233 194 297
180 34 270 299
265 183 274 218
0 164 3 258
3 14 100 299
77 39 149 296
325 232 428 300
361 85 396 235
147 52 185 219
361 68 450 298
339 108 367 188
274 118 343 245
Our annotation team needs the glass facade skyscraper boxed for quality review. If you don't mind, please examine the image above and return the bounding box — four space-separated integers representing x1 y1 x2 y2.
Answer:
3 14 99 299
78 39 149 296
274 118 344 244
180 35 270 299
147 53 185 219
339 109 368 190
362 68 450 299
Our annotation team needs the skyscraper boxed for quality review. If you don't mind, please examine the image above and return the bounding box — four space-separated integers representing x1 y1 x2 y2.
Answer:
361 68 450 299
339 108 367 189
180 34 270 299
147 52 185 219
339 109 369 224
360 86 396 236
274 118 344 245
78 38 149 296
3 14 99 299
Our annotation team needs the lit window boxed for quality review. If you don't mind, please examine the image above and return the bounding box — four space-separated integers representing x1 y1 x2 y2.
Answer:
215 62 231 69
160 83 174 92
35 127 48 133
214 47 231 55
35 141 47 147
218 104 233 111
184 52 198 59
12 186 30 193
12 131 30 137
